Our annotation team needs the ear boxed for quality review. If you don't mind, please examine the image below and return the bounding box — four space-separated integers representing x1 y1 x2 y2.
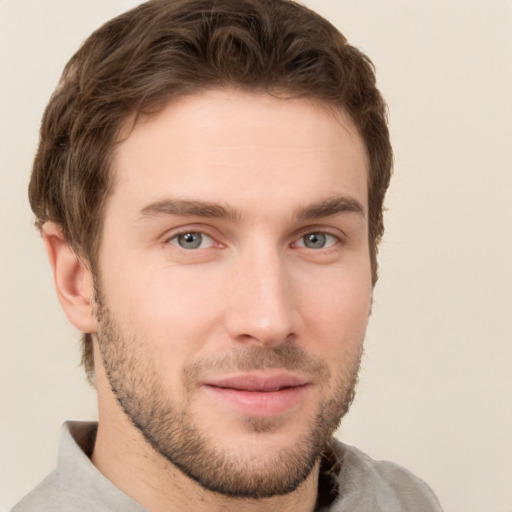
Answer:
42 222 96 333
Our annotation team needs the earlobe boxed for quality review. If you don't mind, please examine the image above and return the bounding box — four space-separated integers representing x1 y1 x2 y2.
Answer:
42 222 96 333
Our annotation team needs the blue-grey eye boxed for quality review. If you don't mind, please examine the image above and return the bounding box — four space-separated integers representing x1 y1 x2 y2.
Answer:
170 232 214 250
297 232 337 249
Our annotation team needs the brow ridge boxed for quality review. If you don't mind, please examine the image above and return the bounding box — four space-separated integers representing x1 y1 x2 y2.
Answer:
139 195 364 223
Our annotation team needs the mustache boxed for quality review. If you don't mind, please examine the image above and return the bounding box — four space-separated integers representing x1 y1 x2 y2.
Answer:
184 344 331 385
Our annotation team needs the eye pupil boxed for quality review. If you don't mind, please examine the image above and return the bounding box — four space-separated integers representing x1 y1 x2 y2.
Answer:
304 232 326 249
178 232 202 249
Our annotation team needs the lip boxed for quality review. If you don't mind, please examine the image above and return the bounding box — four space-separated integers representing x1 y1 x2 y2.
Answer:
201 373 310 417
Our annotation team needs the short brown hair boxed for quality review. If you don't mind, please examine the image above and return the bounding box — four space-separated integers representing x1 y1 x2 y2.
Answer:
29 0 392 381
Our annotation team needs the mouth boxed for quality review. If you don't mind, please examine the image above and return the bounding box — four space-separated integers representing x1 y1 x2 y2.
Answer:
201 373 310 417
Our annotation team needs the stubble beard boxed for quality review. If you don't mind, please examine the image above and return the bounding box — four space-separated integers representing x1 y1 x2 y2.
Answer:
93 299 363 499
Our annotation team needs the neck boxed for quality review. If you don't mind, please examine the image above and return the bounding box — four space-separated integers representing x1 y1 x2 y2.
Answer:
92 419 320 512
92 362 320 512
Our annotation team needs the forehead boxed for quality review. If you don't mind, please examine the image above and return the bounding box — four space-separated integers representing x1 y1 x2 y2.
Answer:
109 88 368 217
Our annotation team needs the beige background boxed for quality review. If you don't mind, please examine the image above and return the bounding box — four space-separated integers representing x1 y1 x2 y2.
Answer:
1 1 511 511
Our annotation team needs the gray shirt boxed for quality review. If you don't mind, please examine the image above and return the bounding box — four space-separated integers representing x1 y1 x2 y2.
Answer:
12 421 443 511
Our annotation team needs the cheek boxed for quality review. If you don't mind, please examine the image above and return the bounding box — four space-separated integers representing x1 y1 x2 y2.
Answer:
144 264 226 324
298 266 372 353
106 262 227 369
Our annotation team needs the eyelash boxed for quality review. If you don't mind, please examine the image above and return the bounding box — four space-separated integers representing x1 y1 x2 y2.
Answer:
165 228 342 252
167 231 218 250
293 231 340 250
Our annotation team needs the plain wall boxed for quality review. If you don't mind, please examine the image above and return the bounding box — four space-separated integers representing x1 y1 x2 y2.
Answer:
1 1 511 511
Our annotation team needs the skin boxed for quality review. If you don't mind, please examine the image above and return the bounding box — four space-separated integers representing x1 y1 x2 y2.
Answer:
44 89 373 512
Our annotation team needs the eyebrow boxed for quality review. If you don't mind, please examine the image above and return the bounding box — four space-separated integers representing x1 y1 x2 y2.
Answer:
295 195 365 221
140 199 241 222
139 195 364 223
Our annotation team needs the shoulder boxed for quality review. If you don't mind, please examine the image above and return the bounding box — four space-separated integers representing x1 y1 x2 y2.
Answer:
10 422 99 512
325 439 444 512
10 470 95 512
10 421 147 512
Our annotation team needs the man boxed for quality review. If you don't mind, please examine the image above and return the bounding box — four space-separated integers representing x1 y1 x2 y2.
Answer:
13 0 443 510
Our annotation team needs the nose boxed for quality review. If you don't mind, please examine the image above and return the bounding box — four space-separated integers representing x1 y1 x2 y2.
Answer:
224 244 301 347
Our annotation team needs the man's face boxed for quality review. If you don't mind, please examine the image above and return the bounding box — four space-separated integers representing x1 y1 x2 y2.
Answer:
93 89 372 497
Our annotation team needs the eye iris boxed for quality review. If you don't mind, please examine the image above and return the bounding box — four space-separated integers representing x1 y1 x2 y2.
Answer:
304 232 326 249
178 232 202 249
